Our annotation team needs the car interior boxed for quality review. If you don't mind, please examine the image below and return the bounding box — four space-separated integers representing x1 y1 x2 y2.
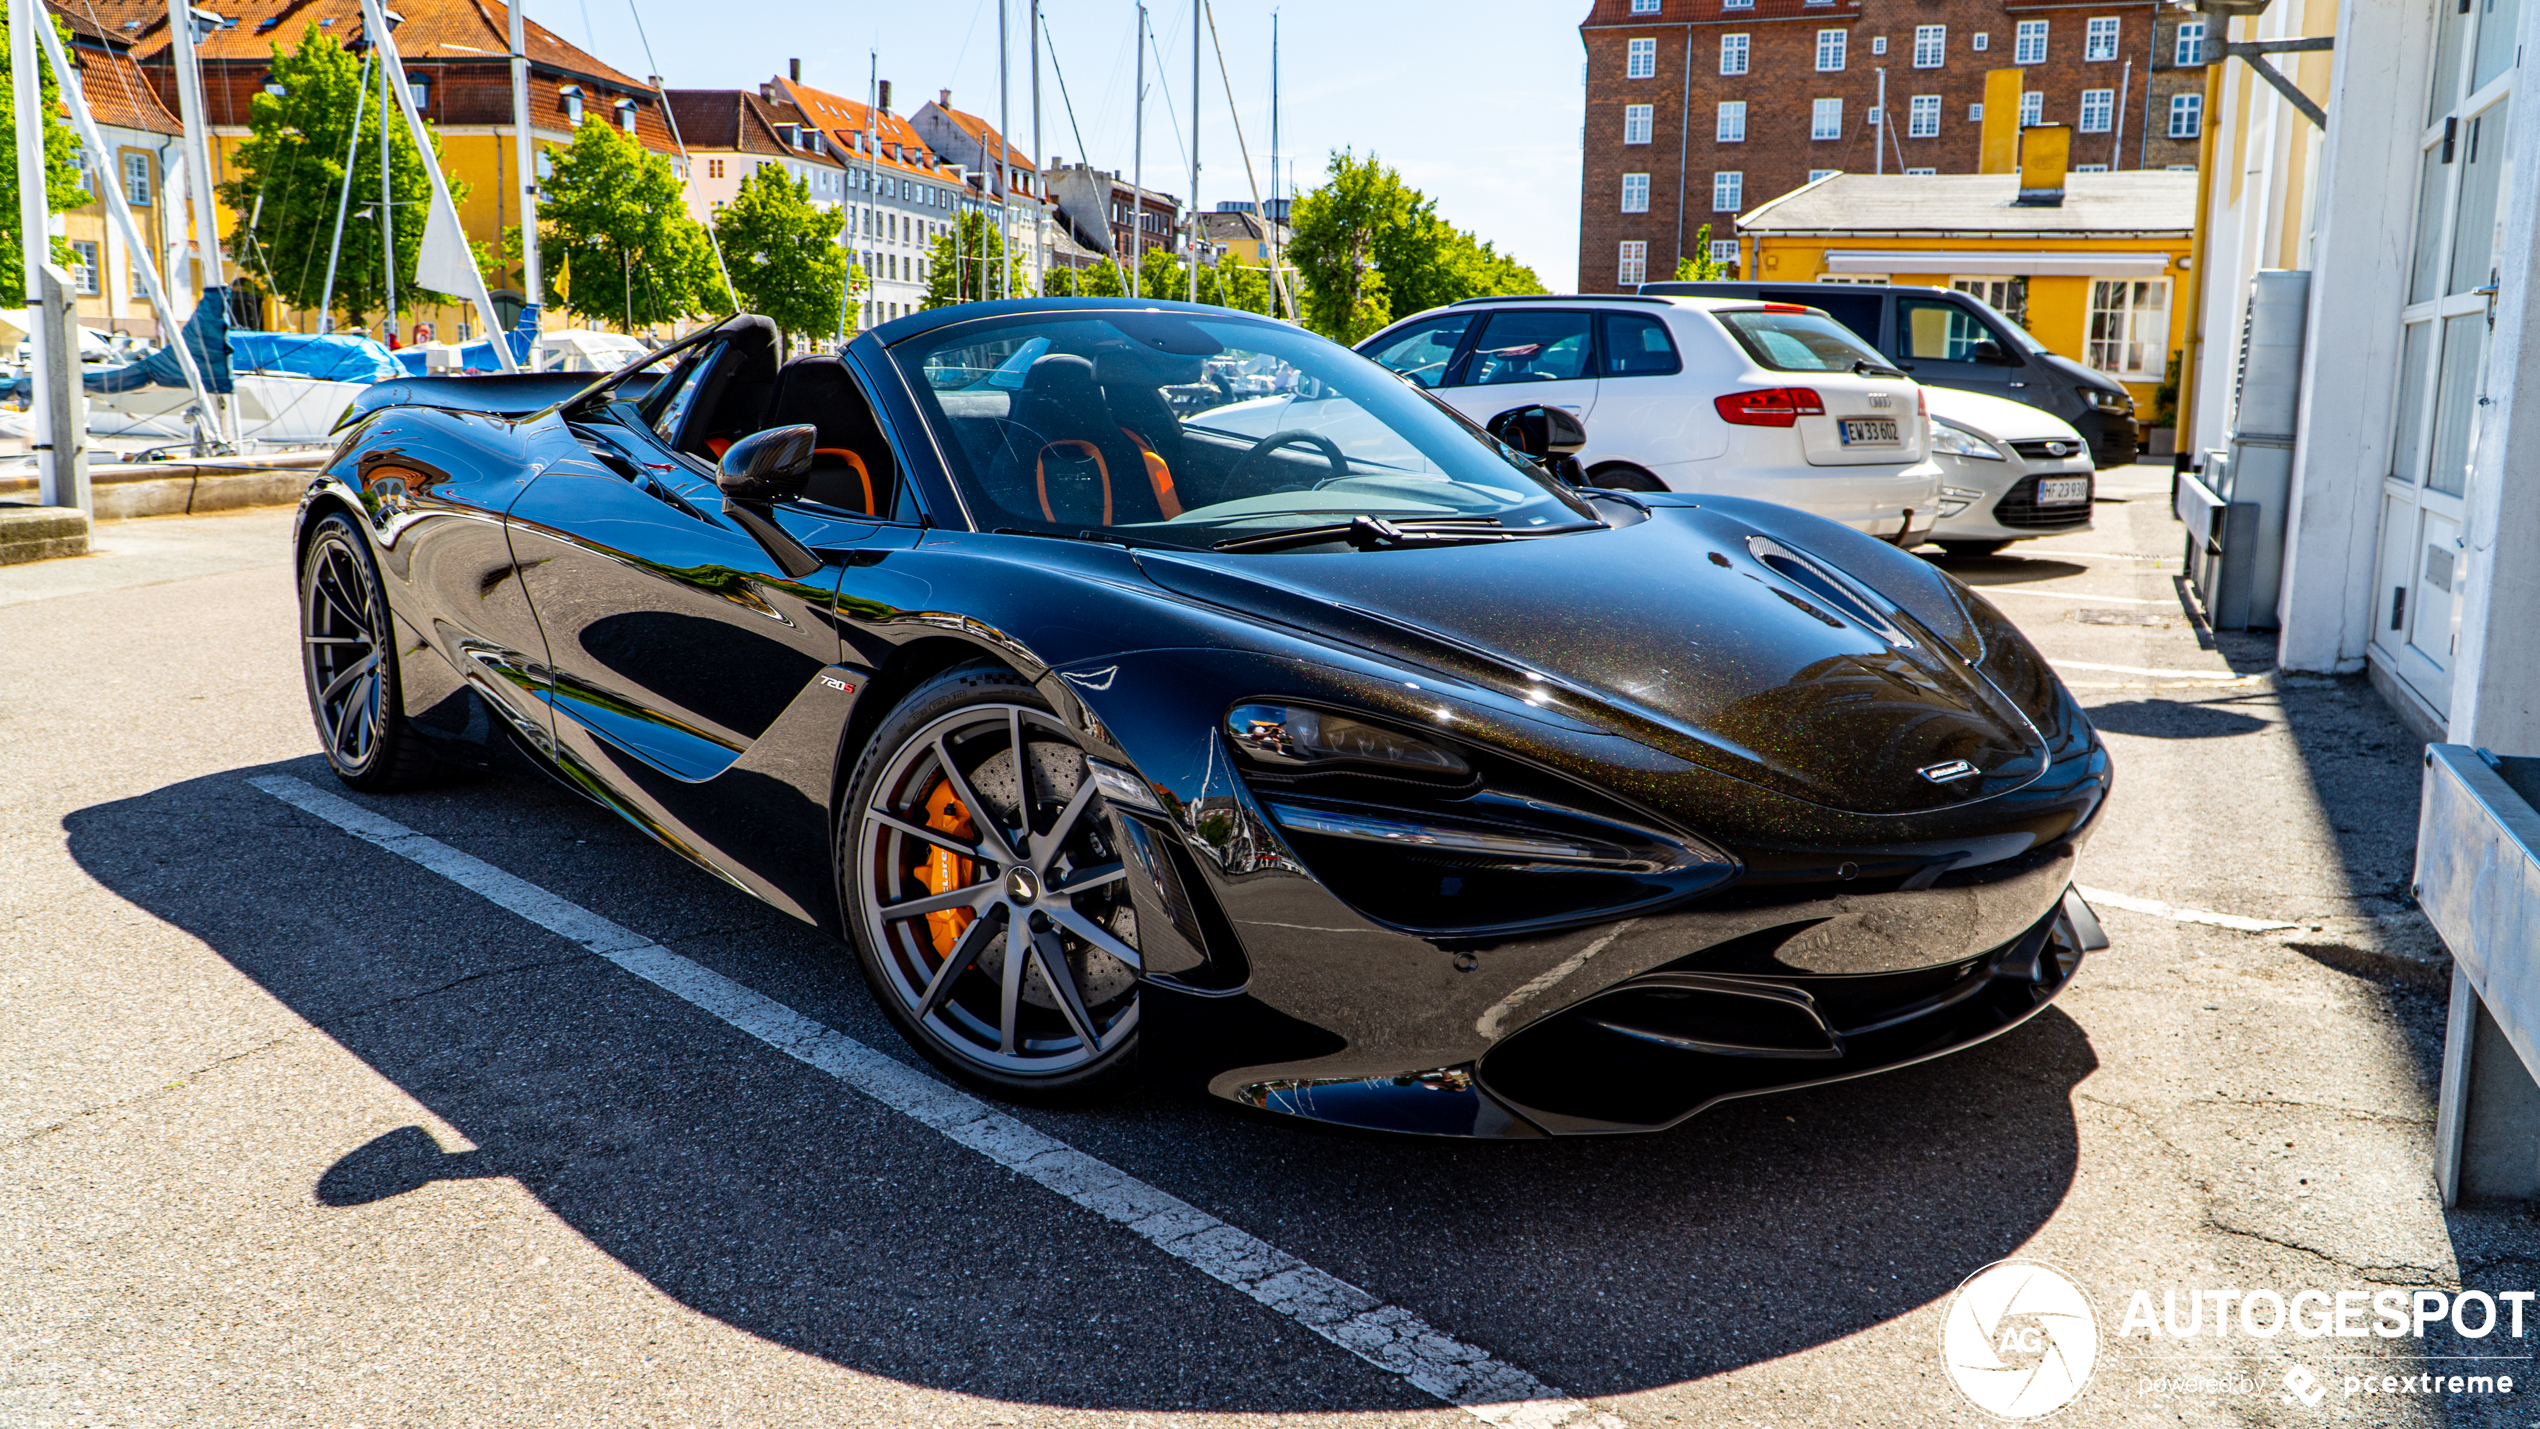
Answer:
645 317 904 518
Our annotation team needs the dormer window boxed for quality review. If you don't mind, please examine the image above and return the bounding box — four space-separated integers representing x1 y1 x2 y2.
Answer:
406 71 429 109
559 84 583 125
615 98 638 133
776 123 799 146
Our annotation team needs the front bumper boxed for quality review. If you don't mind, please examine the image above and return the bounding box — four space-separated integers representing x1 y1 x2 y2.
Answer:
1219 890 2099 1138
1933 460 2097 542
2073 409 2141 468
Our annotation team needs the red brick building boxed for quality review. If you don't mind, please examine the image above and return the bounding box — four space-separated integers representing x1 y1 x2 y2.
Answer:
1577 0 2208 292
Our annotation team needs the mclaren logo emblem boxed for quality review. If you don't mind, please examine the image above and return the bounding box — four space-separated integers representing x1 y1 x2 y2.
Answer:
1920 759 1981 783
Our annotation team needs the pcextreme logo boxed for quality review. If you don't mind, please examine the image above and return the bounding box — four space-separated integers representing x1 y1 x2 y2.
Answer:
1940 1259 2102 1420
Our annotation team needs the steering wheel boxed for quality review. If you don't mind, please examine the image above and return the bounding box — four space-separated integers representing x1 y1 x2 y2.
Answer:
1230 429 1350 490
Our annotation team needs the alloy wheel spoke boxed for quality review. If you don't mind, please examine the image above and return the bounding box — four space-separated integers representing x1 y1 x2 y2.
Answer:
320 651 381 704
321 549 372 627
1030 927 1101 1050
1008 706 1034 840
998 914 1031 1055
303 634 371 647
867 808 990 862
1048 861 1126 896
1036 775 1100 868
313 565 368 633
347 674 377 757
878 882 998 922
1047 905 1143 973
329 674 361 757
918 909 1002 1021
933 734 1018 862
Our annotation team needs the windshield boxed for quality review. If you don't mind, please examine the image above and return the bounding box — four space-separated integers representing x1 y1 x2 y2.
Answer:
1713 308 1889 373
889 310 1601 550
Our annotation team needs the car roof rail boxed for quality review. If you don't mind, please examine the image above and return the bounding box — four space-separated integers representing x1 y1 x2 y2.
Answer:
1448 293 1680 307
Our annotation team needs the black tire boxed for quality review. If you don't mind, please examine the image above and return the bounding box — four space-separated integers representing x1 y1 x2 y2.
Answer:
1586 462 1666 493
840 662 1140 1101
1935 539 2012 559
298 512 437 792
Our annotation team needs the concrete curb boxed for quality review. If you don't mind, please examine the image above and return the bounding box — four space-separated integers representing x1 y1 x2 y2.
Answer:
0 505 91 565
0 450 326 521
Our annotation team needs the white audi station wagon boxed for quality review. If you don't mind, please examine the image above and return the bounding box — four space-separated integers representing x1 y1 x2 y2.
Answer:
1358 294 1942 543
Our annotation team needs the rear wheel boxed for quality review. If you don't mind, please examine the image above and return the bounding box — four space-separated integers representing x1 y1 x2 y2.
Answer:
299 512 435 791
842 664 1140 1099
1935 539 2012 559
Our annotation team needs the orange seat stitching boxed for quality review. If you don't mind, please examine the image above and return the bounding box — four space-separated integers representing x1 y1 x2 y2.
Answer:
1035 440 1113 525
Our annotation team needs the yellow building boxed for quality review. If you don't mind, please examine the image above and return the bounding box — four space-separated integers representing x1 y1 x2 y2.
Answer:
1734 137 2197 415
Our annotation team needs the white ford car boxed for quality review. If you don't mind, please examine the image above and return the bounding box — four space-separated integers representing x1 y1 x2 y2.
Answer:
1922 386 2098 558
1357 294 1942 543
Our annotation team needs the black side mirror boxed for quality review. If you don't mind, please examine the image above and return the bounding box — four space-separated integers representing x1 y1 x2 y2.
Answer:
1970 339 2008 364
1485 404 1588 461
717 423 817 501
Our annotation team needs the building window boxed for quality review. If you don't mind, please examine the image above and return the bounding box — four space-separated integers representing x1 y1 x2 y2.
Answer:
1618 241 1648 287
617 98 639 133
1905 167 1937 175
68 240 99 294
707 157 725 178
2087 278 2168 377
1808 168 1839 182
1624 104 1654 144
2073 163 2110 172
1968 103 1985 122
1713 170 1743 211
1908 94 1941 137
2169 92 2203 138
1631 0 1660 11
1622 172 1652 212
2079 88 2115 132
560 85 584 124
1721 0 1751 9
1913 25 1945 68
406 72 430 109
2085 16 2120 61
1717 100 1747 142
1720 34 1749 75
1816 29 1846 71
2020 91 2044 127
2175 20 2207 66
121 152 150 205
1627 37 1657 78
1711 239 1740 265
2014 20 2047 65
1811 97 1843 140
1971 31 1989 52
1871 36 1886 55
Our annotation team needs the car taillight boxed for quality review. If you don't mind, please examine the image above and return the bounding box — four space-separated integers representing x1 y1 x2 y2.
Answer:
1714 387 1827 427
1917 387 1928 417
1762 303 1810 313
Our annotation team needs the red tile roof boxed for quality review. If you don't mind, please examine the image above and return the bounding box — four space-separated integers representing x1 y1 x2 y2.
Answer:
769 76 946 185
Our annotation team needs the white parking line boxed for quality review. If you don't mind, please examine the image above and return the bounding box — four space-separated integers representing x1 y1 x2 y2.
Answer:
2052 659 2254 680
248 774 1618 1429
2075 885 2300 933
1970 586 2172 606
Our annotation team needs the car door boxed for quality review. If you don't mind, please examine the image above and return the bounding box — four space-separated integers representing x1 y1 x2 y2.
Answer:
1359 311 1478 390
1891 293 2022 398
1580 309 1717 470
504 352 915 926
1435 306 1600 429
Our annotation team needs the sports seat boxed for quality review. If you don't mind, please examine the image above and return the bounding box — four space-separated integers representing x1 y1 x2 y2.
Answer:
983 354 1169 528
762 356 897 515
675 316 781 458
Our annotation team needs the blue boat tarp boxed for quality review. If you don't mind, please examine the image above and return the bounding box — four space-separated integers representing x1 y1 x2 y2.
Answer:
230 330 401 384
393 304 544 376
6 291 235 402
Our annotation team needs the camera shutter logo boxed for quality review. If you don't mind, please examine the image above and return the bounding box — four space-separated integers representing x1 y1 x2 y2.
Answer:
1939 1260 2101 1419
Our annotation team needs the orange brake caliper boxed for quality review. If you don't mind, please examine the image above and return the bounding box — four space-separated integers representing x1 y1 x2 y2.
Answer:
920 778 977 956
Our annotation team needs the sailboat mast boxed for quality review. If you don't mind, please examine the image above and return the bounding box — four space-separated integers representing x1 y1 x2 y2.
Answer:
1130 4 1143 300
1030 0 1042 292
1187 0 1198 304
378 54 397 342
317 53 371 334
509 0 540 325
1270 10 1280 319
997 0 1010 299
166 0 238 445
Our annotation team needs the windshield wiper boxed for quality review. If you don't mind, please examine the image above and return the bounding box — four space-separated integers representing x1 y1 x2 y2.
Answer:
1212 514 1598 555
1852 358 1908 379
993 525 1177 551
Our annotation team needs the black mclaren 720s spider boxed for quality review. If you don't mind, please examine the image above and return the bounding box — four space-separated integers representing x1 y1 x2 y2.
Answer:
293 298 2111 1138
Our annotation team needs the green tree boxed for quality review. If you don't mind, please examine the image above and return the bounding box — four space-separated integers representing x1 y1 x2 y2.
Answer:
921 209 1024 308
218 26 464 330
713 164 852 346
0 13 93 299
538 118 715 331
1198 258 1271 314
1672 223 1728 281
1042 257 1125 297
1288 150 1540 342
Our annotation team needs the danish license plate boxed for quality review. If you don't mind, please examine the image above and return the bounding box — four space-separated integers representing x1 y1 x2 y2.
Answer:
1839 418 1900 446
2035 476 2091 505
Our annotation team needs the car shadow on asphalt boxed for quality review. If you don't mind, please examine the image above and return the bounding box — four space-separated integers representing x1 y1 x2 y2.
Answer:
66 758 2098 1410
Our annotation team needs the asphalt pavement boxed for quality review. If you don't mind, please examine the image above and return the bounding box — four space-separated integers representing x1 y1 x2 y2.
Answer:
4 478 2531 1427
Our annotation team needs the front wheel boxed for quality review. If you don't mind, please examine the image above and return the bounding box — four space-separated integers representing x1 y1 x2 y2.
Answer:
841 664 1141 1100
299 511 436 791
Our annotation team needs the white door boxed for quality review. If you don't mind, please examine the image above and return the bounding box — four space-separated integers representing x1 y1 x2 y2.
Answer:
2368 0 2516 717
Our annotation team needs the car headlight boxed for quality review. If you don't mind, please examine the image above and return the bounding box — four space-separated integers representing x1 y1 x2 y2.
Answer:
2083 387 2133 413
1928 422 2008 461
1226 703 1472 779
1937 484 1985 517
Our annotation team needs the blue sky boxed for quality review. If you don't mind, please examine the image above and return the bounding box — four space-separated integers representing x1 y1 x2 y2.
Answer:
569 1 1590 291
